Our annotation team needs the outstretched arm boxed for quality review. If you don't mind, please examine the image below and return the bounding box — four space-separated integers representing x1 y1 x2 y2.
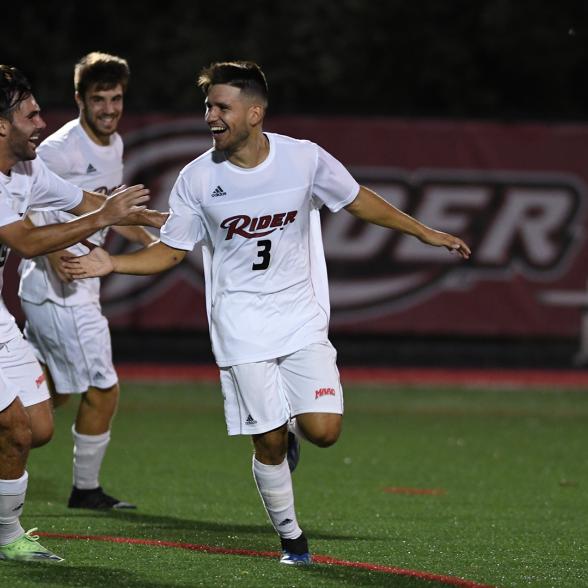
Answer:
62 240 186 278
0 186 149 259
69 187 167 229
344 186 471 259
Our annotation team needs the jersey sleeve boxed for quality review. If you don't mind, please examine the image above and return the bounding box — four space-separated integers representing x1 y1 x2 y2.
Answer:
28 158 83 212
311 145 360 213
160 172 206 251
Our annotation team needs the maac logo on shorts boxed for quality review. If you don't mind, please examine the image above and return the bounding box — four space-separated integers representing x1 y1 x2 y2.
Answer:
315 387 336 399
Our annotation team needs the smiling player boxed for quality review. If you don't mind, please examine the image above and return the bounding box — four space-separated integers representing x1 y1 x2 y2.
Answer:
18 52 156 512
63 60 470 565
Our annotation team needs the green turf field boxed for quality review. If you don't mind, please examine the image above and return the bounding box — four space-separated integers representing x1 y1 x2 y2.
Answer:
3 381 588 587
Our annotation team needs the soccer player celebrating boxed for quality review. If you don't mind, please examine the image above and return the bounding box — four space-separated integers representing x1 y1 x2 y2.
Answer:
0 64 161 562
19 52 156 511
63 61 470 565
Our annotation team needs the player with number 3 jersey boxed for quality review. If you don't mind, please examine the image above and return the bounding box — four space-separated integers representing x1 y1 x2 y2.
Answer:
63 61 471 566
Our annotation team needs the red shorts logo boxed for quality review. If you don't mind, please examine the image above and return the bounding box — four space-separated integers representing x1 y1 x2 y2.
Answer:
35 373 46 388
315 387 336 400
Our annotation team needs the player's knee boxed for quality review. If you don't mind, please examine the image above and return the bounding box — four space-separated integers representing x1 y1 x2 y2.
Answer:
252 427 288 465
84 384 119 409
30 423 54 448
310 427 341 448
0 411 32 458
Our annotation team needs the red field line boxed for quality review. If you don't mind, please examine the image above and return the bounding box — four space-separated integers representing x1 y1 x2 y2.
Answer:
37 532 495 588
116 363 588 389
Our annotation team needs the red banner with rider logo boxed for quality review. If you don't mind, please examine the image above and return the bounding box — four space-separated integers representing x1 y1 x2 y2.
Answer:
19 113 588 340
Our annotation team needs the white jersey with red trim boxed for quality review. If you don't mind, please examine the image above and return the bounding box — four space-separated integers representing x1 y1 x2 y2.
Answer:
18 119 124 306
0 157 83 343
160 132 359 367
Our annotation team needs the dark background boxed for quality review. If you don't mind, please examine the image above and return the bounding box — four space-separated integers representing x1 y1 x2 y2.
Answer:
3 0 587 120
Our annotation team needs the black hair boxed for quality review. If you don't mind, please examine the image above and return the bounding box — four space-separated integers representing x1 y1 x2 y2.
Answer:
0 65 32 120
197 61 268 105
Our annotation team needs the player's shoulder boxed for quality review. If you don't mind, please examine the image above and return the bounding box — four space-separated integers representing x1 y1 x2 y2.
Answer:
39 119 81 150
268 132 319 163
269 132 317 151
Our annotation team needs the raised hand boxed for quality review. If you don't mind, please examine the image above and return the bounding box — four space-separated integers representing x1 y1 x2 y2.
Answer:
62 247 114 279
99 185 150 226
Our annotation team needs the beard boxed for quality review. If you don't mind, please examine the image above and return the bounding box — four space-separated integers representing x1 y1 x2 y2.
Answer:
9 129 37 161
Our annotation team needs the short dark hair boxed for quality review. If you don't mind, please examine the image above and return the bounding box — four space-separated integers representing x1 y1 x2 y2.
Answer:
0 65 32 121
197 61 268 106
74 52 130 97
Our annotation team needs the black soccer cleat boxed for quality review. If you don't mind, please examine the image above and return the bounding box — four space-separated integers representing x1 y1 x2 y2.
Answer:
280 532 312 565
286 431 300 473
67 486 137 510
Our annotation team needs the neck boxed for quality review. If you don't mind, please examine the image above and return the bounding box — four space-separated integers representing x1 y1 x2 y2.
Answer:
79 116 110 146
227 131 269 168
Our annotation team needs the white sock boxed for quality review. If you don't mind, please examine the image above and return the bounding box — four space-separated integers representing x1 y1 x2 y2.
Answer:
287 417 308 442
0 472 28 546
72 427 110 490
252 457 302 540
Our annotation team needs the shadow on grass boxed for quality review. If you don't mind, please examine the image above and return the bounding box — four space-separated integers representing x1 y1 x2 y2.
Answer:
0 561 181 588
32 508 373 543
300 564 465 587
1 559 472 588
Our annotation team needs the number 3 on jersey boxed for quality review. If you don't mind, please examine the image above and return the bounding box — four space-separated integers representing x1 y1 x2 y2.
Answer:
252 239 271 270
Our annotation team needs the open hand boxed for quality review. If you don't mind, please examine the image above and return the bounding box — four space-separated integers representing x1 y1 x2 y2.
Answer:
62 247 114 279
100 184 150 226
419 229 471 259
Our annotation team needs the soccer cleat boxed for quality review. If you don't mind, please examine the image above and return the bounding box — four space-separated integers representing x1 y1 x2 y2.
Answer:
280 550 312 565
286 431 300 473
280 532 311 565
0 528 63 562
67 486 136 510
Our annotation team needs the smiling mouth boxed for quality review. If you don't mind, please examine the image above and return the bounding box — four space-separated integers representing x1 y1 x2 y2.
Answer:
210 126 227 135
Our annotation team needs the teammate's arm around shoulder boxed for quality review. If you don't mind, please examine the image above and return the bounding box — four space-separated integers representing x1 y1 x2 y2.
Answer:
62 240 186 279
344 185 471 259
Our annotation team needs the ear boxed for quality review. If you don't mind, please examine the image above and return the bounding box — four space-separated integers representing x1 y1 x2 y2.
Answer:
248 104 264 127
74 91 84 111
0 117 10 138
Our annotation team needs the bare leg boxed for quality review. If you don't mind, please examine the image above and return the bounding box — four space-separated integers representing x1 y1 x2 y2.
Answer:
0 398 31 480
0 398 32 546
293 412 342 447
25 399 54 448
75 383 119 435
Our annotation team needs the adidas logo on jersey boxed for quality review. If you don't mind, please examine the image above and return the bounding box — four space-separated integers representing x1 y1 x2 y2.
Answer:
245 414 257 425
211 185 227 198
86 163 98 174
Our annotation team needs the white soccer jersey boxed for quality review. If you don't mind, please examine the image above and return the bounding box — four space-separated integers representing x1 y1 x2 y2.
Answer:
18 119 124 306
160 132 359 367
0 157 83 343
